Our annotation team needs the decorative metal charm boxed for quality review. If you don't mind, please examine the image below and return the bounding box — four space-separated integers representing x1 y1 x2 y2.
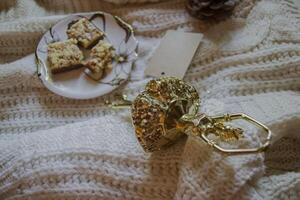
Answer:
113 77 272 154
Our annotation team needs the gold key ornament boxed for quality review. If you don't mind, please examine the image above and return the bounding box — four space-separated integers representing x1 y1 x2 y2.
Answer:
112 77 272 154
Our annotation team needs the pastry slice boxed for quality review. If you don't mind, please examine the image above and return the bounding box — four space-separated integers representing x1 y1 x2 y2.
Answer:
67 18 104 48
47 39 84 74
84 40 115 80
83 58 106 80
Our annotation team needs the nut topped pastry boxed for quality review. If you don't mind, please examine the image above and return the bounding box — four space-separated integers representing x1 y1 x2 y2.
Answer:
47 39 84 74
84 40 115 79
67 18 104 48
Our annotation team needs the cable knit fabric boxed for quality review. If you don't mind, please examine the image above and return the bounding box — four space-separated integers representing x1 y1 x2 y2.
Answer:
0 0 300 199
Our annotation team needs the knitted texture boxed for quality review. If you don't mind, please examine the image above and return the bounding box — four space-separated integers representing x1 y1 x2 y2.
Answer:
0 0 300 199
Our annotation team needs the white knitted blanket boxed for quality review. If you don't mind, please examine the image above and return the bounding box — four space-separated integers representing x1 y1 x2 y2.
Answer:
1 0 300 199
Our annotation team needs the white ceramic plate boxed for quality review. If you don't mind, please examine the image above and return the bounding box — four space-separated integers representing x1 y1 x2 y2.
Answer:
36 12 138 99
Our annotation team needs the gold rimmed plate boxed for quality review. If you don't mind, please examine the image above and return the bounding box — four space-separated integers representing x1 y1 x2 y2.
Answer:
35 12 138 99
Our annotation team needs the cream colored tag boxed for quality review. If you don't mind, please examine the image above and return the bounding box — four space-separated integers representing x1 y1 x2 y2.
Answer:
145 30 203 79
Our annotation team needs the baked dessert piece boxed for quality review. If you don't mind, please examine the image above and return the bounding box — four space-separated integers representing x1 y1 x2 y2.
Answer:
67 18 104 48
84 40 115 80
83 58 106 80
47 39 84 74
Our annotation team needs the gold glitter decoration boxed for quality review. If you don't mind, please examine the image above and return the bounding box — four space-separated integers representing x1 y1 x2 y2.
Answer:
131 77 272 154
131 77 199 152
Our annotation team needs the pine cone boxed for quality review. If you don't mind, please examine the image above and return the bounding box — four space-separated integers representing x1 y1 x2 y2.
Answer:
186 0 239 19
